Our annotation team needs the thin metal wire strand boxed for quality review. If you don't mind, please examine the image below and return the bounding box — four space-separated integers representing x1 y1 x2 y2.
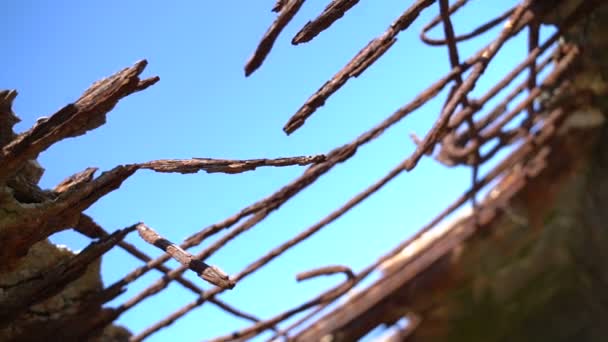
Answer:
109 2 588 340
206 45 580 341
114 238 273 329
134 100 564 341
441 46 577 173
123 3 538 339
134 55 576 342
403 0 534 172
202 2 592 340
437 52 556 166
279 45 584 340
436 0 482 211
102 34 478 325
420 0 515 46
73 219 269 329
283 107 569 341
282 0 437 134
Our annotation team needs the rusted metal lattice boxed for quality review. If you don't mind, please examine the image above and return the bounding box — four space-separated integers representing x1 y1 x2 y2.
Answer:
1 0 604 341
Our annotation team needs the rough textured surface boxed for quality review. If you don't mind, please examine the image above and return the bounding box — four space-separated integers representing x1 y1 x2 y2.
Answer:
299 73 608 342
406 4 608 339
0 240 131 341
0 61 157 269
293 1 608 341
405 120 608 342
0 62 158 341
2 1 607 341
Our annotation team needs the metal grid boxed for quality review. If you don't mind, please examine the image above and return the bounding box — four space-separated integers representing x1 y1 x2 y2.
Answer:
1 0 600 341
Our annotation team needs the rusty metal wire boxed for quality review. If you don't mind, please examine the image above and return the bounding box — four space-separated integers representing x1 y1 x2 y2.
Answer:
12 0 598 341
133 1 588 340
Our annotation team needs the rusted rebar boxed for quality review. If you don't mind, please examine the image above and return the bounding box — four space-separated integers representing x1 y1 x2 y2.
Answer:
3 0 596 341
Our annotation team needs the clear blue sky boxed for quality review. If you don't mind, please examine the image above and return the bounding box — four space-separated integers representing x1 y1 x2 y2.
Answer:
3 1 552 340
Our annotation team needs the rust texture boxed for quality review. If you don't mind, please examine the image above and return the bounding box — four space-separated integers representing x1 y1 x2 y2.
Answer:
296 265 355 282
245 0 305 76
292 0 360 44
2 0 605 341
0 226 134 327
136 223 235 289
283 0 436 134
138 155 326 174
